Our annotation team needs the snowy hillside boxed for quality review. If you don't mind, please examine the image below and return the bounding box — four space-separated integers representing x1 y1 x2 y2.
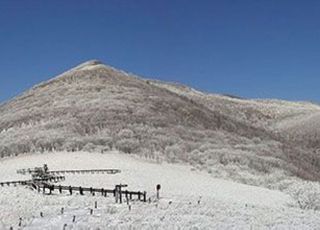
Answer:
1 60 320 185
1 151 320 229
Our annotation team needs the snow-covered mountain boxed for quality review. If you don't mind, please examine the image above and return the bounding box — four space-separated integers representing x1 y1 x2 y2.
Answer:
1 60 320 185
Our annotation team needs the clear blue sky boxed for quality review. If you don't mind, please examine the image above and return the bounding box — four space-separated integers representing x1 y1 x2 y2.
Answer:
1 0 320 103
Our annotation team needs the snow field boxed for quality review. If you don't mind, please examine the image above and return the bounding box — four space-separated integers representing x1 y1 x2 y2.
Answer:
0 151 320 229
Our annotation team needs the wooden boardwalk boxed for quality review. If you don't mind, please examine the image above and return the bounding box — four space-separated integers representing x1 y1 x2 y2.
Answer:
0 176 65 187
48 169 121 175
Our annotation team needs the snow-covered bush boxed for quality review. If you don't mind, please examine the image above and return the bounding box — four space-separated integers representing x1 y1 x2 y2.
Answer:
286 181 320 210
82 143 96 152
117 129 134 139
164 144 183 163
115 138 139 154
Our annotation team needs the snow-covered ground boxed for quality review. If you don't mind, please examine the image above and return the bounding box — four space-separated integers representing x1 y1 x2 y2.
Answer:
1 151 320 229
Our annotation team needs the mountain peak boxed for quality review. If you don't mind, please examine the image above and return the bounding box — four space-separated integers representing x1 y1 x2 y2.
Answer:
72 59 105 71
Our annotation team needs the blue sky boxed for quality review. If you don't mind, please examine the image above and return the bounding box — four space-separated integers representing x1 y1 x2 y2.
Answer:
0 0 320 103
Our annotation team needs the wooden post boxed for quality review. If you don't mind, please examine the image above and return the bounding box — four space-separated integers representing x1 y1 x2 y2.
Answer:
143 191 147 202
61 207 64 214
49 185 54 195
156 184 161 200
69 186 72 195
119 187 122 204
95 201 98 209
79 187 84 195
72 215 76 223
138 192 141 201
114 187 118 203
125 190 129 205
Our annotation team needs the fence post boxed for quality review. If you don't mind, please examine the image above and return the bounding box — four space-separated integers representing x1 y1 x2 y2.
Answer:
119 188 122 204
156 184 161 200
49 185 54 195
125 190 129 205
143 191 147 202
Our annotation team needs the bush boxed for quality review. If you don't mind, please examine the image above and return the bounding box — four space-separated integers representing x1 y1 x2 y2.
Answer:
286 181 320 210
164 144 183 163
115 138 139 154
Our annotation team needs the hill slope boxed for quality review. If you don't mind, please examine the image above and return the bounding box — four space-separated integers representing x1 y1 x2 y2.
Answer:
0 60 320 185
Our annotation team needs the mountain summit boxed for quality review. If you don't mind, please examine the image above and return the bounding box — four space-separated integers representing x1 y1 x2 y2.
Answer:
1 61 320 185
71 59 105 70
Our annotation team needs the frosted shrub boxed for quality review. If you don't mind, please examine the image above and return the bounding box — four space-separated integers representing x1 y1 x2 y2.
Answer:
189 149 201 164
62 138 85 152
117 129 134 139
82 143 96 152
287 181 320 210
153 150 164 163
115 138 139 154
165 144 183 163
248 158 271 173
189 149 207 166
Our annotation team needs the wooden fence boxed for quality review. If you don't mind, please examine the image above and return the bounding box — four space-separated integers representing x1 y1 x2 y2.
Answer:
35 183 147 203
